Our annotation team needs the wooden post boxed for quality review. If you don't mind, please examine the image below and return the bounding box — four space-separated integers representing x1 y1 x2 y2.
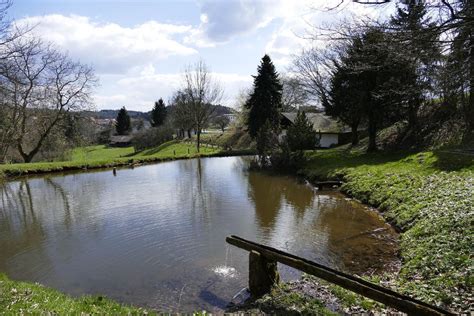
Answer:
249 250 279 298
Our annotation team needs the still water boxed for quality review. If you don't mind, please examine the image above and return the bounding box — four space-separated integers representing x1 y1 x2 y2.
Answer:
0 156 398 312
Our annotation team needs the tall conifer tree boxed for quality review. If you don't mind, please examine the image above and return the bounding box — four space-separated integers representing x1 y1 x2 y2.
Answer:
245 55 283 139
116 106 131 135
151 98 167 127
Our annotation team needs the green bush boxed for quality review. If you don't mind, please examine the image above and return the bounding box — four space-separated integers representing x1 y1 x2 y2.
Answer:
132 126 174 152
270 142 306 172
286 111 318 151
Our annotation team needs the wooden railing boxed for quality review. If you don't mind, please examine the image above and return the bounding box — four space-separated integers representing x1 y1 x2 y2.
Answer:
226 235 453 316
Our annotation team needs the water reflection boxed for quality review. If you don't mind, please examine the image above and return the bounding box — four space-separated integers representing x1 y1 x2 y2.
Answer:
0 157 398 312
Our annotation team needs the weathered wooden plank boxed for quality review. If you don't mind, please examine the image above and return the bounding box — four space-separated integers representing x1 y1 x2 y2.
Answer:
226 235 453 316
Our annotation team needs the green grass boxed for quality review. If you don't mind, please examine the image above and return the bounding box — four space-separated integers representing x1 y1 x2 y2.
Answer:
71 145 135 161
0 141 223 178
300 148 473 312
0 274 152 314
133 141 217 157
195 129 254 150
229 282 337 315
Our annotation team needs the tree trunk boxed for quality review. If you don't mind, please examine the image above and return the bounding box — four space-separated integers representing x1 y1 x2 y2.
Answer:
351 124 359 146
408 100 418 130
367 114 377 153
18 145 34 163
196 130 201 152
468 11 474 132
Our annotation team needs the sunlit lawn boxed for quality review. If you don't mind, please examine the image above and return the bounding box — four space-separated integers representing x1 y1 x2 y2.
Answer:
0 141 221 177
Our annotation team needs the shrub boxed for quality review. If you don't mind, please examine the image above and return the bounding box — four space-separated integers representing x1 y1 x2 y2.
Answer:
132 126 174 152
270 142 306 172
286 111 318 151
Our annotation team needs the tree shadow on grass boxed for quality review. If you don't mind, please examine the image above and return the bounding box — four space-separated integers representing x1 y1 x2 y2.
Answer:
305 147 474 178
431 151 474 172
303 148 414 180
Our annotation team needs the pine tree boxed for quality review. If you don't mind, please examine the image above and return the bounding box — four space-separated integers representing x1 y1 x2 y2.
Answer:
326 60 364 146
327 28 408 152
116 106 131 135
245 55 283 162
245 55 283 139
151 98 167 127
286 111 318 151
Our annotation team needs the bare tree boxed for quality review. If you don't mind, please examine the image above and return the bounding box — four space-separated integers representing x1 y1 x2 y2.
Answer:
234 87 251 128
0 0 33 161
0 38 96 162
181 60 224 151
170 89 194 139
281 75 309 110
213 115 230 132
291 48 333 107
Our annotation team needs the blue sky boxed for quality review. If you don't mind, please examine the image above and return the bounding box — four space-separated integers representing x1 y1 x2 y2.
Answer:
8 0 394 111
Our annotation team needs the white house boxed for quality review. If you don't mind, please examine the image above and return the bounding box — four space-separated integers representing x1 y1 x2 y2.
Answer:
280 112 352 148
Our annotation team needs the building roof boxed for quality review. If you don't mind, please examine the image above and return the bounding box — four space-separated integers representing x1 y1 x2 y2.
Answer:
281 112 351 134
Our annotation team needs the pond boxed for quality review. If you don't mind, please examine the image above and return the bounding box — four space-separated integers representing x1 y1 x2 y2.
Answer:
0 156 398 312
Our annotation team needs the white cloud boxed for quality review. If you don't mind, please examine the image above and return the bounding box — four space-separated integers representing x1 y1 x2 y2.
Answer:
264 0 396 68
12 2 396 111
13 13 255 110
94 65 252 111
185 0 390 56
15 14 198 74
186 0 285 47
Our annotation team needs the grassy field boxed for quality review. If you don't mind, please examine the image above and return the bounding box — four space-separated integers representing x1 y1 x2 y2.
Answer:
300 148 473 312
71 141 219 161
195 129 254 150
0 274 152 315
0 141 222 178
71 145 135 161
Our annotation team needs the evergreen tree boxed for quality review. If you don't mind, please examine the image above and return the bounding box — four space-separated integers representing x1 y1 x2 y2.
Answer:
353 29 404 152
390 2 440 130
286 111 318 151
245 54 283 139
245 55 282 161
151 98 167 127
327 28 409 152
326 59 364 146
115 106 131 135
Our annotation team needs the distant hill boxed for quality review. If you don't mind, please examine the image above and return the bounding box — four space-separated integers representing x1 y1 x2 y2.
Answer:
150 104 235 119
83 110 150 120
83 105 234 121
212 104 236 116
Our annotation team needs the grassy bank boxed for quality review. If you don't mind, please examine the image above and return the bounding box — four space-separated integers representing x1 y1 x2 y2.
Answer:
0 141 249 178
300 149 473 312
0 274 152 314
